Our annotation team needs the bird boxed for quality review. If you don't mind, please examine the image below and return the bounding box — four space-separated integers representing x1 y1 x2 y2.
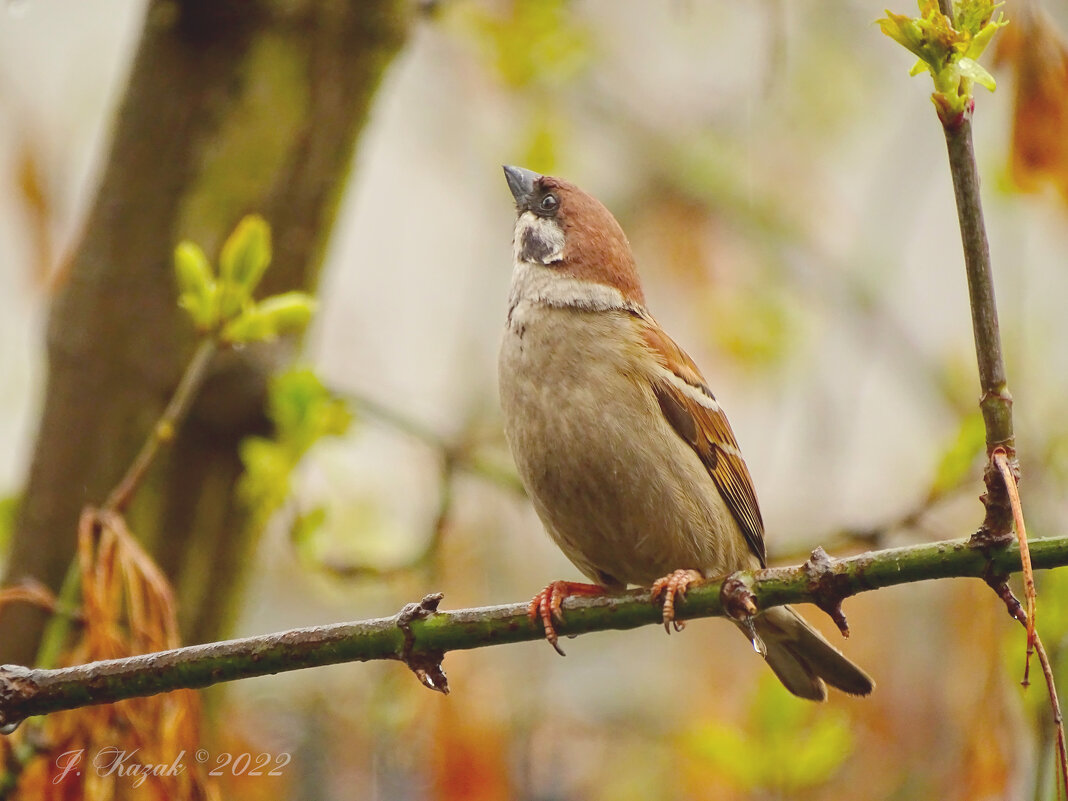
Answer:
497 165 874 701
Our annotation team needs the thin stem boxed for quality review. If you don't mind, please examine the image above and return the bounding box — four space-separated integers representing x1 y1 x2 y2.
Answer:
3 533 1068 727
941 117 1013 452
0 338 221 790
939 98 1018 545
32 339 220 670
347 391 449 452
103 339 218 514
1034 635 1068 800
922 2 1053 785
347 390 525 494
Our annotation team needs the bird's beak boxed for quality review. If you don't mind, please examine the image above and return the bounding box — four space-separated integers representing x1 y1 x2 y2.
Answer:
503 165 539 209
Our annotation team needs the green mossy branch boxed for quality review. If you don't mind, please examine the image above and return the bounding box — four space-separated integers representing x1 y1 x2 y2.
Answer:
2 534 1067 728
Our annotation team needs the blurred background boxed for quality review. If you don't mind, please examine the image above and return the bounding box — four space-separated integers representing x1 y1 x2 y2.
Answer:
1 0 1068 799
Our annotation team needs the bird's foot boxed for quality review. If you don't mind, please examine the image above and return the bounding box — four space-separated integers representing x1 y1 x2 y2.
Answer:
528 580 606 656
651 569 704 633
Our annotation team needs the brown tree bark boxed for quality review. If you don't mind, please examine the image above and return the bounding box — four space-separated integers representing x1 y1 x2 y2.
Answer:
2 0 411 664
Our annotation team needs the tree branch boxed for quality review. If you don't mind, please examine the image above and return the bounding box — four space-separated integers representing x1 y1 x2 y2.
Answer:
1 535 1066 729
941 111 1018 539
924 4 1017 543
942 116 1012 449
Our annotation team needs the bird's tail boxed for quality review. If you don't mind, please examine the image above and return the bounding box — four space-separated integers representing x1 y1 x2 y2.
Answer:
743 605 875 701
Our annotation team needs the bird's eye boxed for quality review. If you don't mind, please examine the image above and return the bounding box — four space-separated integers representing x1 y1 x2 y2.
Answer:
539 193 559 213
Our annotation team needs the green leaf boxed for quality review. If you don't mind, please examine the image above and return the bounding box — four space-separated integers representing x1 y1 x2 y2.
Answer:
268 367 352 452
955 0 1004 41
221 296 313 345
453 0 592 90
237 367 353 526
256 292 317 334
878 11 933 64
237 437 293 512
218 214 272 317
220 307 273 344
705 286 802 368
957 56 997 90
521 107 562 175
291 506 328 553
174 241 213 295
220 214 271 288
964 10 1008 59
174 241 218 330
777 715 853 790
219 292 316 345
684 722 762 789
753 676 808 734
930 412 985 497
684 675 854 792
877 0 1006 113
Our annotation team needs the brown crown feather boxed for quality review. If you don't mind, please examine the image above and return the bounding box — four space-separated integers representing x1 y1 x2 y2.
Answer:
539 176 646 307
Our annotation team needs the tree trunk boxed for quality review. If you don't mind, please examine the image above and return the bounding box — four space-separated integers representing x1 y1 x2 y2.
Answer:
2 0 411 665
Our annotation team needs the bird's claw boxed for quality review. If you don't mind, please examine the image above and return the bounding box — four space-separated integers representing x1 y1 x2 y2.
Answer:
651 569 704 633
528 580 605 656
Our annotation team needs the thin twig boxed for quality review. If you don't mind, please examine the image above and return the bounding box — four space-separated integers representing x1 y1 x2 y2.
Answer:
931 0 1017 541
992 449 1063 795
311 397 524 580
772 483 969 563
920 1 1055 788
0 339 220 790
348 390 525 495
989 580 1067 798
103 339 218 514
1034 635 1068 800
2 534 1068 727
348 391 450 452
938 84 1017 543
35 339 220 667
941 115 1013 451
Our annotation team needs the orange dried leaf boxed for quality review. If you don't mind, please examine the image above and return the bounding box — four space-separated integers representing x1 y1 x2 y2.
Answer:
998 1 1068 201
1 508 217 800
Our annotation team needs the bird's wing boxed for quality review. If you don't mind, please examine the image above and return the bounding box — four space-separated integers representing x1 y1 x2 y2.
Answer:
637 316 767 567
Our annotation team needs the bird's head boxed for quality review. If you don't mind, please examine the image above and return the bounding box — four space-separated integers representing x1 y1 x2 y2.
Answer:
503 165 645 307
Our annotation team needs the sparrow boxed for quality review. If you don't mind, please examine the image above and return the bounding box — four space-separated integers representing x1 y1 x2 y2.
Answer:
497 165 873 701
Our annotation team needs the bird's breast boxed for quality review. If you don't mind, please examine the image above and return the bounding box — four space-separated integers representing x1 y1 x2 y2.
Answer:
498 303 751 586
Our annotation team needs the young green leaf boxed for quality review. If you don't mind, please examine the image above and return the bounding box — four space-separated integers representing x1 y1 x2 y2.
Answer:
267 367 352 453
256 292 317 334
174 242 213 295
218 214 272 317
220 292 316 345
220 308 273 344
174 241 218 330
878 0 1008 117
957 57 997 91
238 368 353 529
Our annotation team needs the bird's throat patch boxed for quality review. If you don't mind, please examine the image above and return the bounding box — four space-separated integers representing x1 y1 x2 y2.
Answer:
515 215 564 264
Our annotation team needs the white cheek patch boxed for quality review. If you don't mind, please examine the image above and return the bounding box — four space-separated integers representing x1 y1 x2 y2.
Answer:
513 212 565 265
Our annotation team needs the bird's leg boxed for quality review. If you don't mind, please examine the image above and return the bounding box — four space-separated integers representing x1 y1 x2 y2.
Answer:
651 569 704 633
528 580 606 656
